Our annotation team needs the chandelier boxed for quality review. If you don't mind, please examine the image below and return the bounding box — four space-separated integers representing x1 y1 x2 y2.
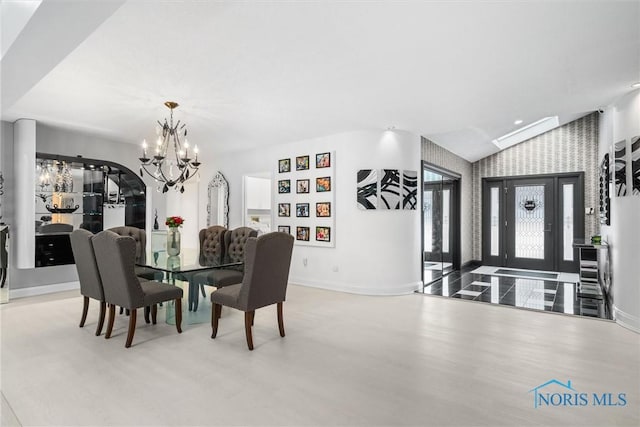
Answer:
139 101 201 193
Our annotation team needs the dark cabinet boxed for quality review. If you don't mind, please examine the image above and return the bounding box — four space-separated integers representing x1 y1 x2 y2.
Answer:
35 233 75 267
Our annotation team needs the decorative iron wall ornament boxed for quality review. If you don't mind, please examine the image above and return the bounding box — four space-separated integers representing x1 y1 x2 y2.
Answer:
207 171 229 228
599 153 610 225
614 139 627 196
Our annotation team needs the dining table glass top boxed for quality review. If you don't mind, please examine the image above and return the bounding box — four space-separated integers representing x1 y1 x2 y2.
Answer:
137 248 242 274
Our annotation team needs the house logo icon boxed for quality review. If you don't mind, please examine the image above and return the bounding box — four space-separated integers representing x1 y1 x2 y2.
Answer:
528 379 628 408
528 379 576 408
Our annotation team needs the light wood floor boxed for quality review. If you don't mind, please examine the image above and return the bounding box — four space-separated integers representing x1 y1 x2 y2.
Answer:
1 285 638 426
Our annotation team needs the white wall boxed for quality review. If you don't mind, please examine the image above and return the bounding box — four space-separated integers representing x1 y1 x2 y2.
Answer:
599 89 640 333
198 130 422 295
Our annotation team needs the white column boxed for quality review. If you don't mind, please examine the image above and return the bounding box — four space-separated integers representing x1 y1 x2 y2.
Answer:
14 119 36 269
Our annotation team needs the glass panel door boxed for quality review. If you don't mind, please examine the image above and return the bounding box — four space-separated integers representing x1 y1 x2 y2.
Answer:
506 178 554 270
422 164 460 286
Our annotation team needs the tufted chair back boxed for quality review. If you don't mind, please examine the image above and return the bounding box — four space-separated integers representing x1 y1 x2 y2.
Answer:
199 225 227 265
224 227 258 264
108 226 146 264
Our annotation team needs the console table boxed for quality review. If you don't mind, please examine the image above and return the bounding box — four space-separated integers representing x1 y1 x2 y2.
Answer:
572 239 609 300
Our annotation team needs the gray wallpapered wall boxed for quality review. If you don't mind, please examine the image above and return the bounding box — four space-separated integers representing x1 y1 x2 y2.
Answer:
422 112 599 263
471 113 599 259
421 137 474 265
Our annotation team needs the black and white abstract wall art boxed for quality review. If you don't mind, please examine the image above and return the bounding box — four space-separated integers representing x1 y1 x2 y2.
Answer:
379 169 401 209
402 170 418 210
614 139 627 196
632 135 640 196
357 169 377 210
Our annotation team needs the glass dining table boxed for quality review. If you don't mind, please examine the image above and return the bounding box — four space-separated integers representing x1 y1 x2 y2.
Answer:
137 248 243 325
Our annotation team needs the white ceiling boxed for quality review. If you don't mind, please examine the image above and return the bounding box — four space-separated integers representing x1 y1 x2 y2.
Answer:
2 1 639 162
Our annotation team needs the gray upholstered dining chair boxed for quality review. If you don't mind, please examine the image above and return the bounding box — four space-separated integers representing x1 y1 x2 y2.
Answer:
92 230 184 348
173 225 227 311
198 225 227 265
70 229 106 336
108 226 160 281
210 232 294 350
193 227 257 287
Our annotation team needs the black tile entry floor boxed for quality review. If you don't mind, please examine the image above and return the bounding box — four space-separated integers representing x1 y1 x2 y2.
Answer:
421 270 611 320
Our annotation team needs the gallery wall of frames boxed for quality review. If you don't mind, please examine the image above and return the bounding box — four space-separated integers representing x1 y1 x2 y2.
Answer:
275 151 335 247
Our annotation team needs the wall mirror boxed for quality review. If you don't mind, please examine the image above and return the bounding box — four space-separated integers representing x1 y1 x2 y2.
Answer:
207 171 229 228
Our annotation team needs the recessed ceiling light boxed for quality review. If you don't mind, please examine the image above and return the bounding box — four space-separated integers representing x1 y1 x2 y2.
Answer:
514 119 523 125
632 82 640 88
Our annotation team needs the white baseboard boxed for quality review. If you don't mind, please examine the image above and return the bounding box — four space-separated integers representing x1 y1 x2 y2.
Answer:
289 277 421 296
613 305 640 334
9 281 80 299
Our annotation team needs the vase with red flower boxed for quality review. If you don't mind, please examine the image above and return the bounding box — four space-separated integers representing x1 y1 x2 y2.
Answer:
166 216 184 256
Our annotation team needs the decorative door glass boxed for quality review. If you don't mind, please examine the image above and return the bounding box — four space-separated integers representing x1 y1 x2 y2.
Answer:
423 190 433 252
490 187 500 256
442 189 450 253
562 184 574 261
514 185 545 259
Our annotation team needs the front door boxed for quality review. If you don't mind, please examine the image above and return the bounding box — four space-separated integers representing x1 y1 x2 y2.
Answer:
505 177 554 270
482 173 584 273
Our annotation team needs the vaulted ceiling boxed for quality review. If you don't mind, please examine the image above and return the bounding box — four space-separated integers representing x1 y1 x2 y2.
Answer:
2 1 639 162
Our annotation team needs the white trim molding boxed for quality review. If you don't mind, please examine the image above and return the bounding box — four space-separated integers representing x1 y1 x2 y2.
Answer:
289 277 421 296
9 281 79 299
614 305 640 334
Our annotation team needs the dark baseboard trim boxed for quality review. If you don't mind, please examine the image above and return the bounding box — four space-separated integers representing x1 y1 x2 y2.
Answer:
461 260 482 273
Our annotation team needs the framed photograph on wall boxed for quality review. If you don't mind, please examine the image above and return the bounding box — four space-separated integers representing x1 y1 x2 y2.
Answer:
278 225 290 234
316 202 331 217
296 226 310 241
278 203 290 217
278 158 291 173
296 179 310 194
296 155 310 171
278 179 291 194
316 226 331 242
316 176 331 192
296 203 310 217
316 152 331 168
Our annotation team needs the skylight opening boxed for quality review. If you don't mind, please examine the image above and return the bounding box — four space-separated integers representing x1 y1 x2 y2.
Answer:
492 116 559 150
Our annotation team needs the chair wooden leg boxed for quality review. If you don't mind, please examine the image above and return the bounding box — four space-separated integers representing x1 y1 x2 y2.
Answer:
277 302 285 337
105 304 116 339
200 284 207 298
144 306 151 324
151 304 158 325
211 303 221 338
244 311 254 350
95 301 106 336
125 309 137 348
79 296 89 327
175 298 182 333
119 306 124 315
